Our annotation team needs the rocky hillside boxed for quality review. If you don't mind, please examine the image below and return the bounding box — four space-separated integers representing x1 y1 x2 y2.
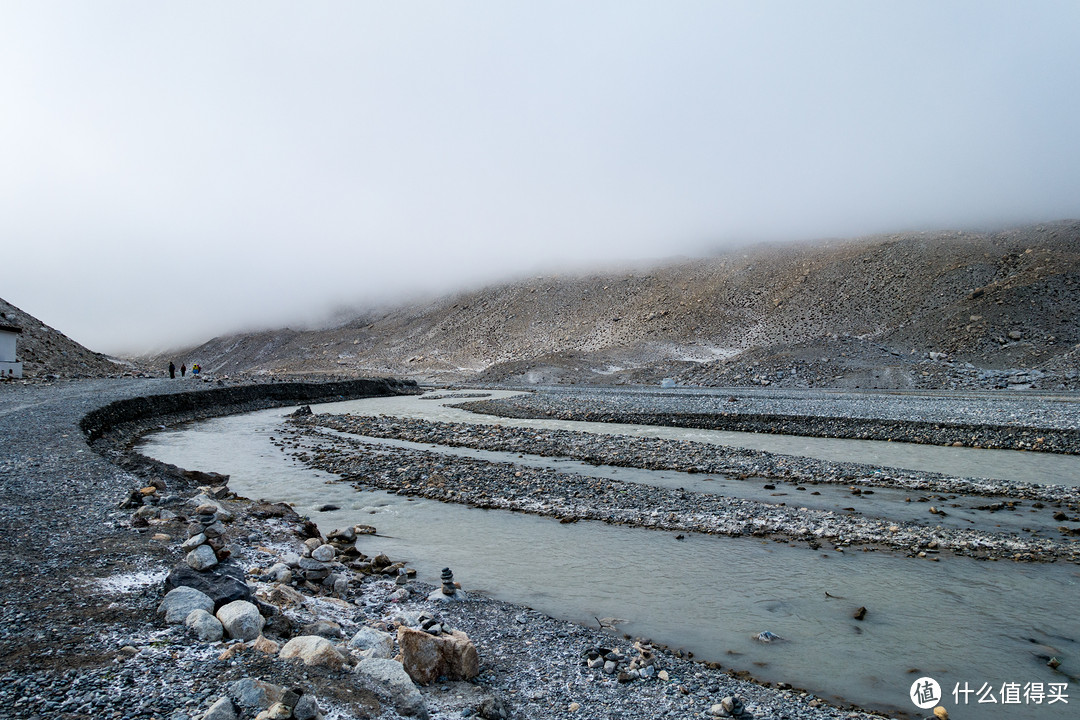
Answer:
0 298 130 379
150 221 1080 390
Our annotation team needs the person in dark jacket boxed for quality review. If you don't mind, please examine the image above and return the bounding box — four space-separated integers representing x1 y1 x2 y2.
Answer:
181 363 186 377
169 361 175 379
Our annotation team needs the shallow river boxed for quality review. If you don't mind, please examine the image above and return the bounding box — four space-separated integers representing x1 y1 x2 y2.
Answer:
138 393 1080 719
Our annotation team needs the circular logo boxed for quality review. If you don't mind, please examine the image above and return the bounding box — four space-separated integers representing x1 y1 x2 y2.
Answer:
910 676 942 710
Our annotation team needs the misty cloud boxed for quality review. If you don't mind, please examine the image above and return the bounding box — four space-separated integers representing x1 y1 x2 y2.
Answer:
1 2 1078 354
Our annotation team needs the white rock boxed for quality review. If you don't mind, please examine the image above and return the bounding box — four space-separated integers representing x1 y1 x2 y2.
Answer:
215 600 264 641
186 544 219 571
356 658 428 719
311 544 336 562
348 626 394 659
158 586 214 624
185 608 224 642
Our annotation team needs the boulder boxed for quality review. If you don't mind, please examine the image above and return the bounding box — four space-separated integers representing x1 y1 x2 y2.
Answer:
279 635 346 668
356 658 428 719
201 697 238 720
292 694 320 720
227 678 284 712
311 544 336 562
165 562 254 610
397 626 479 685
216 600 264 641
300 619 343 639
184 608 224 642
348 626 395 659
158 586 214 624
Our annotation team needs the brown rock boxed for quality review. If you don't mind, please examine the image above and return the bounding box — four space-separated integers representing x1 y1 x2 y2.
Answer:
249 635 280 655
396 626 479 685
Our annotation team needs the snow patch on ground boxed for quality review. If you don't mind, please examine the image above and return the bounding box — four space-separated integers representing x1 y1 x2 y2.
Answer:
94 568 169 594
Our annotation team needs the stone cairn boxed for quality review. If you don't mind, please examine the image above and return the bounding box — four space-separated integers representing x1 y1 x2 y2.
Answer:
177 485 235 571
583 641 662 682
709 695 754 719
441 567 456 596
428 567 465 602
296 538 349 597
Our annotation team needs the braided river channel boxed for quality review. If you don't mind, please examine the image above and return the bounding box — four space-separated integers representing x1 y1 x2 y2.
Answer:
138 390 1080 719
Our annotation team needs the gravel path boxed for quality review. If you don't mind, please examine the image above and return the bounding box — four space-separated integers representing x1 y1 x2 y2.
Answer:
0 379 892 720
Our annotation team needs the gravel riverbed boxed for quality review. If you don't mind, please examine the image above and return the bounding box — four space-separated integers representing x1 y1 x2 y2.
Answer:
0 379 896 720
284 415 1080 563
457 386 1080 454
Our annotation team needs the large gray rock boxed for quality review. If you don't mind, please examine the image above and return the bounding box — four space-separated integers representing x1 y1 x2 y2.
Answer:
348 626 394 659
279 635 346 667
216 600 264 641
158 586 214 624
292 694 320 720
301 619 343 639
201 696 237 720
184 608 224 642
356 658 428 718
186 544 219 571
165 562 254 610
227 678 284 712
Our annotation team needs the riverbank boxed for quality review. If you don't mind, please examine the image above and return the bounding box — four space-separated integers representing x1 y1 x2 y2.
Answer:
0 379 893 720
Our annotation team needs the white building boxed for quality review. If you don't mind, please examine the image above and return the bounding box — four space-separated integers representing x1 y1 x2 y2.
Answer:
0 325 23 378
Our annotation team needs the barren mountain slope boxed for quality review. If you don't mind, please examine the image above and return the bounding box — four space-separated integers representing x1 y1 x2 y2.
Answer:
154 221 1080 389
0 298 127 379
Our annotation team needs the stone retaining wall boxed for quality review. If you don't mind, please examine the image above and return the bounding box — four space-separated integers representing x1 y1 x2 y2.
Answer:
81 377 417 441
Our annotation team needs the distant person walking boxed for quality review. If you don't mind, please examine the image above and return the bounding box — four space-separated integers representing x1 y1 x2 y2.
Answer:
181 363 186 377
168 361 176 379
192 363 200 376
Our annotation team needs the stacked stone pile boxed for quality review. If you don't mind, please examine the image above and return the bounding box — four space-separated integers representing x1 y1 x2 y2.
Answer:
583 641 664 683
427 566 465 602
198 677 325 720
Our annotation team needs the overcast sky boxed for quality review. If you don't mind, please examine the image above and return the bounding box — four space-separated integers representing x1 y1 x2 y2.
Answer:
2 2 1079 355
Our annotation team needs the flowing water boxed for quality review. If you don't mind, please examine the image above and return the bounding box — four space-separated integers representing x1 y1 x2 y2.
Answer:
138 393 1080 719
